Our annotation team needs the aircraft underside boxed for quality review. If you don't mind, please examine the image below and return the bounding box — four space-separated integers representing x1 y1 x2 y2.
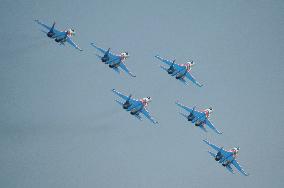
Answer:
109 63 120 68
130 106 142 115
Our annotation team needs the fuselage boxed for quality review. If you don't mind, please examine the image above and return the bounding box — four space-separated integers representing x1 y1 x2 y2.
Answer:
175 62 193 79
53 29 75 43
104 52 129 68
129 97 151 115
194 108 213 126
218 148 239 166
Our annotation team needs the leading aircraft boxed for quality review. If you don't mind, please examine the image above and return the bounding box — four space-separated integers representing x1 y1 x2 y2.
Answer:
154 55 203 87
175 101 222 134
35 20 82 51
112 89 158 124
203 139 249 176
91 43 136 77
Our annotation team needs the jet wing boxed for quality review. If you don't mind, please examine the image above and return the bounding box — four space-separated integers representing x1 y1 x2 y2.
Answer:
203 140 223 152
175 101 194 113
185 71 203 87
155 55 175 66
112 89 136 104
34 20 61 35
231 159 249 176
66 37 82 51
176 101 204 118
141 108 158 124
91 43 108 54
119 63 136 77
205 119 222 134
173 64 185 72
90 43 117 59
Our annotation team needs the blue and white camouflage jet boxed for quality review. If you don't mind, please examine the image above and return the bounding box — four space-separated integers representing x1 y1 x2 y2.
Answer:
35 20 82 51
91 43 136 77
112 89 158 124
176 101 222 134
203 139 249 176
154 55 203 87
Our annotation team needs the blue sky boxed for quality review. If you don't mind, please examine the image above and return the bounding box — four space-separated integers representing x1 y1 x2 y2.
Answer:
0 0 284 187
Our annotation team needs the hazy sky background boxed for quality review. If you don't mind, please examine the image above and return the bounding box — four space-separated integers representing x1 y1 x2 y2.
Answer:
1 0 284 187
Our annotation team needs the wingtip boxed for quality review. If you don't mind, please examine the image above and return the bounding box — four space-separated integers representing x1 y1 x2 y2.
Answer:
154 55 161 59
203 139 209 144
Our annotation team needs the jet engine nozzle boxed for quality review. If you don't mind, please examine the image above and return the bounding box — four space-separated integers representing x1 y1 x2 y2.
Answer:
47 32 54 38
123 101 131 109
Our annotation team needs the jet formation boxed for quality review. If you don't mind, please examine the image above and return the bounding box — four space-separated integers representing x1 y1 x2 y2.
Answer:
34 19 249 176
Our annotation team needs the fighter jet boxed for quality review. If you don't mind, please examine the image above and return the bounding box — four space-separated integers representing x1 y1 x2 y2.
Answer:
91 43 136 77
154 55 203 87
203 139 249 176
35 20 82 51
175 101 222 134
112 89 158 124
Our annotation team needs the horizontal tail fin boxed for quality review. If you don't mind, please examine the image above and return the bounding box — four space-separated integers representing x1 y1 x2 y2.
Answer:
160 65 168 72
178 112 188 119
115 99 124 107
112 67 121 75
208 151 216 158
178 78 188 86
95 54 102 60
40 29 48 35
134 114 143 121
199 125 208 132
226 165 235 174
